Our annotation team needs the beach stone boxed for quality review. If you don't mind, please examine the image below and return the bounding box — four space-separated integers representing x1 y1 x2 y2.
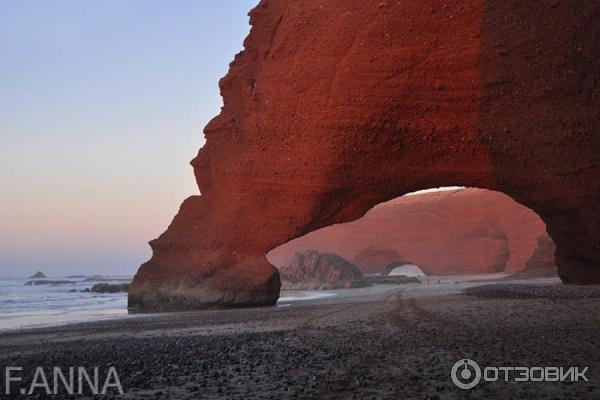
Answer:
130 0 600 311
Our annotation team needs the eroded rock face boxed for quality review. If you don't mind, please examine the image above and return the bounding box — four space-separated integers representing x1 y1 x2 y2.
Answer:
521 234 557 277
130 0 600 311
279 251 366 290
352 246 408 275
269 189 549 275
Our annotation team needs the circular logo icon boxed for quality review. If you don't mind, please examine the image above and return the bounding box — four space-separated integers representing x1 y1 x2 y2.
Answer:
451 359 481 389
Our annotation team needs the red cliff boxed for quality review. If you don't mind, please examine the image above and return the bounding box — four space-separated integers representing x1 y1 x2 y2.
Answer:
129 1 600 311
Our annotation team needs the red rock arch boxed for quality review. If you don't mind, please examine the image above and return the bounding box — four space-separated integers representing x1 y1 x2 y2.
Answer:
267 188 554 277
129 0 600 311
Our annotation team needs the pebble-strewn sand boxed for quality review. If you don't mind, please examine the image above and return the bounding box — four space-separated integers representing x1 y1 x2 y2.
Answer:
1 277 599 399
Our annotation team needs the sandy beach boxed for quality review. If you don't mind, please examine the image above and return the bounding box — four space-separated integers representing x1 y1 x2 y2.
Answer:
1 276 600 399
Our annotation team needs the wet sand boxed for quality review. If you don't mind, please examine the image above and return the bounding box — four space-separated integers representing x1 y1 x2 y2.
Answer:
1 276 600 399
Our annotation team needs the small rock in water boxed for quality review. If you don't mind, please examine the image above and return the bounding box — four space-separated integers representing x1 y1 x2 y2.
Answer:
90 283 130 293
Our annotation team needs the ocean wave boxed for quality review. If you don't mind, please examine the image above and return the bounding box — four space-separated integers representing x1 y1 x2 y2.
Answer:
0 278 131 330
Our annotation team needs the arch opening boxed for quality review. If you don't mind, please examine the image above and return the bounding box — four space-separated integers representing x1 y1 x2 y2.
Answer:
267 187 558 292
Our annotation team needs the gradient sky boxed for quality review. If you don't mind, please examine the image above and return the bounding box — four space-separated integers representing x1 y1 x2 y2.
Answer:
0 0 258 277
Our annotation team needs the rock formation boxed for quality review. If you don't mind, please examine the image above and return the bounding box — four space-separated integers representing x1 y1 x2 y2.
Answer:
24 280 74 286
521 234 557 277
90 283 130 293
28 271 46 279
130 1 600 311
268 188 551 275
352 247 409 275
279 251 366 290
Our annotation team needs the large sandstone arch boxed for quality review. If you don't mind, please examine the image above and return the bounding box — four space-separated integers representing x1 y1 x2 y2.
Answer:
129 0 600 311
267 188 555 276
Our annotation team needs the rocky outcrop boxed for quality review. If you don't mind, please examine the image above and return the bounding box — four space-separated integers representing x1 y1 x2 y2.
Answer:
130 1 600 311
28 271 46 279
25 280 74 286
269 189 549 275
91 283 130 293
279 251 366 290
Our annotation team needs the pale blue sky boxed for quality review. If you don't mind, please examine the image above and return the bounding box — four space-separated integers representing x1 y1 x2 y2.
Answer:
0 0 258 276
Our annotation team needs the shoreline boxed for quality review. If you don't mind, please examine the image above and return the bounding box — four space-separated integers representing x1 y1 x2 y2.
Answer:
0 273 540 334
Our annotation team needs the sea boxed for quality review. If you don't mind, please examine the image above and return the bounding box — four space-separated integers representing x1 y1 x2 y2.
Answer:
0 276 338 331
0 276 132 331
